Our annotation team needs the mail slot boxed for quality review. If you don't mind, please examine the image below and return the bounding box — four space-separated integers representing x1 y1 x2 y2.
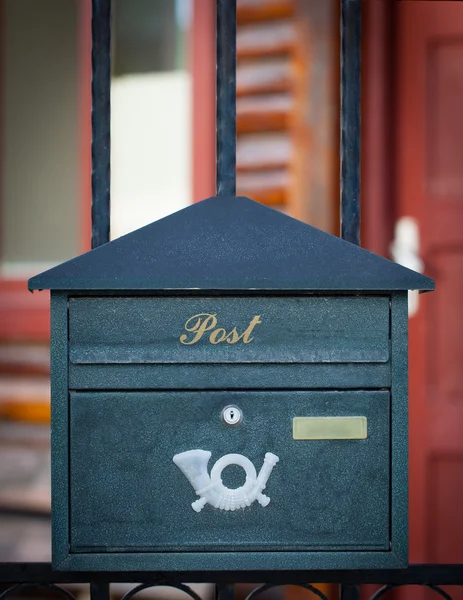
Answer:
29 196 434 572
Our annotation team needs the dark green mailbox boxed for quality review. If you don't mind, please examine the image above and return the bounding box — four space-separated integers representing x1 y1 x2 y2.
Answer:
29 196 433 572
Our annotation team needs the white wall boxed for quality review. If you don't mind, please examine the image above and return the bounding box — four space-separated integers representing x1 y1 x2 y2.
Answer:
110 71 191 240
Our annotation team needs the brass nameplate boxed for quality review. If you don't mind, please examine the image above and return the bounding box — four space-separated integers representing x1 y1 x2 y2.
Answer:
293 416 368 440
180 313 262 345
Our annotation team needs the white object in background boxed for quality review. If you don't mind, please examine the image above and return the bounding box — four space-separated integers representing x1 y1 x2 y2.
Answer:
390 216 423 317
173 450 279 512
110 72 191 240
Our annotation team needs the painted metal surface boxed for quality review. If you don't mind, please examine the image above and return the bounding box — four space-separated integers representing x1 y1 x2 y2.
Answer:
91 0 111 249
340 0 361 245
50 292 70 567
29 196 434 292
69 390 390 553
216 0 236 196
28 184 423 571
42 287 411 571
68 296 390 364
1 562 463 585
68 362 391 391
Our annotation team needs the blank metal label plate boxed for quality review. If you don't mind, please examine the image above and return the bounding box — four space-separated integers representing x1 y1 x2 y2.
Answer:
293 416 368 440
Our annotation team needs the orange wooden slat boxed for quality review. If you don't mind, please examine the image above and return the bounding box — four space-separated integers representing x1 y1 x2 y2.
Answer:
238 189 287 206
0 376 50 423
235 0 304 216
237 93 294 133
237 20 297 58
0 400 50 424
237 0 295 24
237 132 292 170
237 58 294 96
237 169 291 205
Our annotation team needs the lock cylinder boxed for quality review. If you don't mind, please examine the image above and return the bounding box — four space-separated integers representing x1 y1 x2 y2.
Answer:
221 405 242 426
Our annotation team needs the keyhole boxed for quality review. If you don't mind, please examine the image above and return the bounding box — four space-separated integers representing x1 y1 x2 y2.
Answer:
221 405 242 426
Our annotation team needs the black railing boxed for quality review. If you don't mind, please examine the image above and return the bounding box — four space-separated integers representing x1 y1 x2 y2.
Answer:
91 0 111 249
216 0 237 196
340 0 361 246
0 565 463 600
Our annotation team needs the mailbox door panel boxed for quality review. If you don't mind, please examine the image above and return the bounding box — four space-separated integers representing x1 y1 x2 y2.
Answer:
69 390 390 553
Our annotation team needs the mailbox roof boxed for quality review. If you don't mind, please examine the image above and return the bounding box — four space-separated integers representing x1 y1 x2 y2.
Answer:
28 196 434 292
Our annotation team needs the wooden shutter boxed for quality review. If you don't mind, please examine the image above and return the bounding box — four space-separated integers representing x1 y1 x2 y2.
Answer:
236 0 339 233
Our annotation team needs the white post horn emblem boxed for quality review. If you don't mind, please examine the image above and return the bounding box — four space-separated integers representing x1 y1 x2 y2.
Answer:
173 450 279 512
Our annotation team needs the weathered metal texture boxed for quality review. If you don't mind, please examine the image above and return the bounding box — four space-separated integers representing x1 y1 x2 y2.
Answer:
45 287 410 571
340 584 360 600
50 292 71 567
340 0 361 245
89 582 111 600
69 362 391 391
28 197 434 292
1 563 463 585
28 189 433 571
69 390 390 552
390 293 409 567
91 0 111 248
216 0 237 196
68 296 390 363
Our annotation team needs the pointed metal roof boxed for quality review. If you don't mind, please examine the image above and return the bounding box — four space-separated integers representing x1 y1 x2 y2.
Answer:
28 196 434 292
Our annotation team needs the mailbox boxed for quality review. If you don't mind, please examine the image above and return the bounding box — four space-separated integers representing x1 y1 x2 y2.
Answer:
29 196 434 572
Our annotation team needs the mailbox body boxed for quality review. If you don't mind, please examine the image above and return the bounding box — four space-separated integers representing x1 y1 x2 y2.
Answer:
30 197 434 573
49 292 407 571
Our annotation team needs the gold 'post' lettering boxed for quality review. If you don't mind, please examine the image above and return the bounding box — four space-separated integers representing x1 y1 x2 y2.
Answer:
209 328 228 344
225 327 240 344
180 313 217 345
179 314 262 345
241 315 262 343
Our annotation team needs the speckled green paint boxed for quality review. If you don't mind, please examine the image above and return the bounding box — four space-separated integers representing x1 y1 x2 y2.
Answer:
30 197 434 572
48 292 411 572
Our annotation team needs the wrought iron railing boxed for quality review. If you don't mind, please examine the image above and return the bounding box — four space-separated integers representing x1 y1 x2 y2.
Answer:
1 565 463 600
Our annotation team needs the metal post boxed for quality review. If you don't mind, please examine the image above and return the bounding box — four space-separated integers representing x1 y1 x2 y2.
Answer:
216 583 235 600
90 582 111 600
91 0 111 248
340 0 361 245
340 584 360 600
216 0 237 196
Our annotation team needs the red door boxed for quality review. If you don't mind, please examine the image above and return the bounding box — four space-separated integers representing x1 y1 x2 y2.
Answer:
396 1 463 568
